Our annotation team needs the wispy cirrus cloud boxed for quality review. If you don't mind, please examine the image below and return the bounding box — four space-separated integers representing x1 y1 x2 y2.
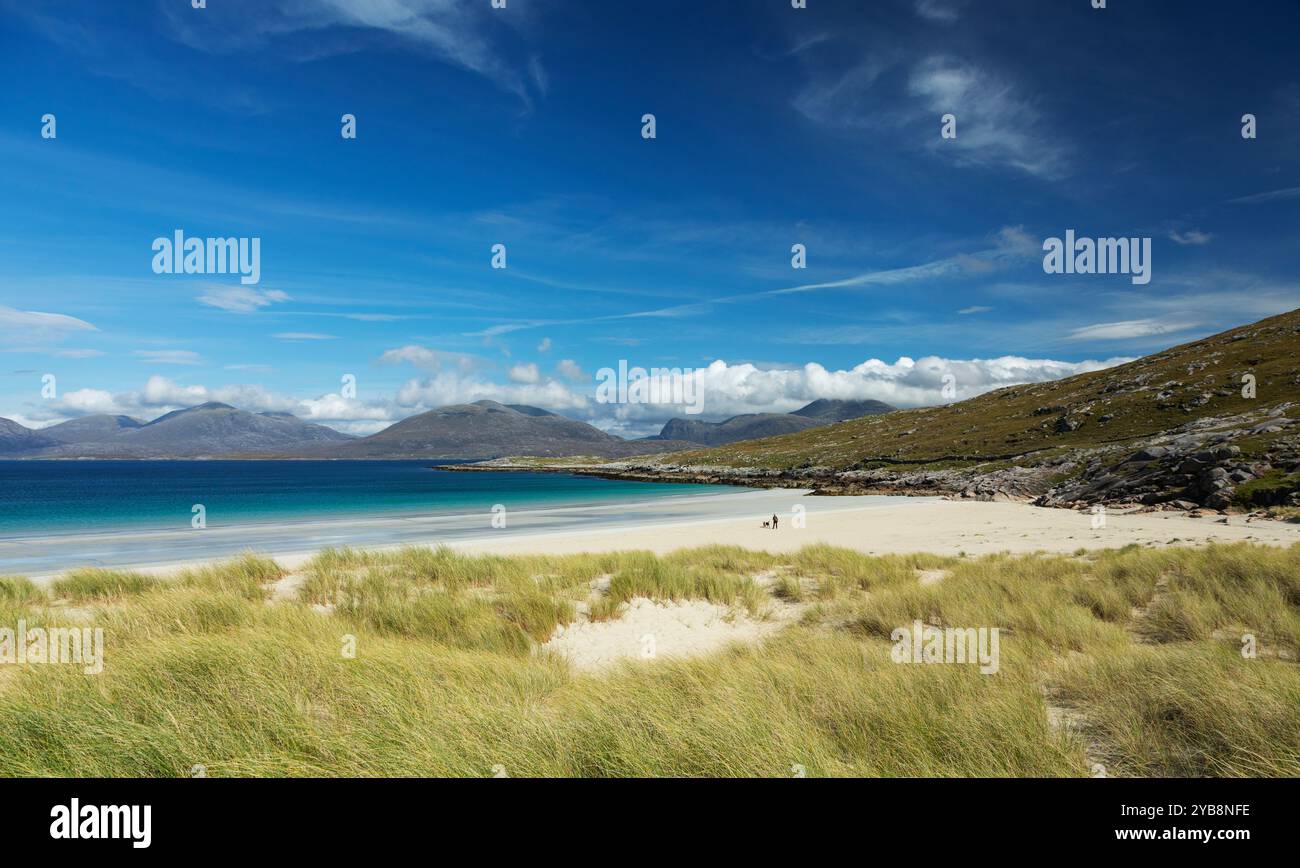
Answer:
1229 185 1300 205
795 49 1070 179
915 0 968 24
132 349 204 366
273 332 336 341
1065 319 1199 342
160 0 545 108
197 286 291 313
908 57 1069 178
0 305 97 334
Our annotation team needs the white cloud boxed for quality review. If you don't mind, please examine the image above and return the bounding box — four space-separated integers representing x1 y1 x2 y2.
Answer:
586 354 1129 437
796 47 1068 179
508 362 540 384
395 373 588 414
556 359 585 382
957 305 993 315
16 351 1133 441
915 0 966 23
197 286 291 313
1065 319 1199 342
273 332 336 341
378 345 483 373
908 57 1068 178
28 375 395 435
0 305 97 334
537 337 552 353
142 375 209 406
133 350 204 366
58 388 121 416
52 349 106 359
1168 229 1212 246
698 356 1126 414
1230 185 1300 205
165 0 543 107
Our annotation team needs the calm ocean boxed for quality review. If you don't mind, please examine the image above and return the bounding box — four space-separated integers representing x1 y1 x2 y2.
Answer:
0 460 737 537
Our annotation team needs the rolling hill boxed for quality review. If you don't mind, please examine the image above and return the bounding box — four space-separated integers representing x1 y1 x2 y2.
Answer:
40 414 144 443
466 310 1300 511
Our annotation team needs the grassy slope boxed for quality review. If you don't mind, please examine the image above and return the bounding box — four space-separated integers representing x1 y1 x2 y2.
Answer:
659 309 1300 472
0 543 1296 777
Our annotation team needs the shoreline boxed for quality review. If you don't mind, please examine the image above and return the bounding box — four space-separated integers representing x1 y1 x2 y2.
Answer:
15 492 1300 582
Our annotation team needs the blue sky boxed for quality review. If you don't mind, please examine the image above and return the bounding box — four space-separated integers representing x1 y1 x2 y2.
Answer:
1 0 1297 436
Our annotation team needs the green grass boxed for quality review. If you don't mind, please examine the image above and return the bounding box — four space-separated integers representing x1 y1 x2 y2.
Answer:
175 552 284 601
0 543 1295 777
50 568 158 602
0 576 45 606
1234 471 1300 509
593 551 765 620
1056 644 1300 776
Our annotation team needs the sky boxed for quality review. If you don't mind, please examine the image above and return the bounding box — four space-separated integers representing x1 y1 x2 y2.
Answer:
1 0 1297 437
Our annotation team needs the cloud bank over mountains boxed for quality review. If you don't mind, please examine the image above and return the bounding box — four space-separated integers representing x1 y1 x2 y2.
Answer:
16 351 1129 438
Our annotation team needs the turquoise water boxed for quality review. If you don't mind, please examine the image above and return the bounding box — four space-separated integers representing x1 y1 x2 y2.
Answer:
0 460 739 537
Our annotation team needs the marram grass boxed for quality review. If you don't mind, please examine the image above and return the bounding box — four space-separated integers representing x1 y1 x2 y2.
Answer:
0 544 1295 777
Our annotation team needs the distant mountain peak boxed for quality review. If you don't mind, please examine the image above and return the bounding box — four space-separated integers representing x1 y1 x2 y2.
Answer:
144 402 236 427
793 399 896 420
656 399 897 446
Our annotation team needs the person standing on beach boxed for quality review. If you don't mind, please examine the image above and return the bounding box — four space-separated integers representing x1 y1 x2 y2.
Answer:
772 514 779 530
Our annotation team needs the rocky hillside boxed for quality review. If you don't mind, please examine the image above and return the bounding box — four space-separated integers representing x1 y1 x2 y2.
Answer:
456 310 1300 513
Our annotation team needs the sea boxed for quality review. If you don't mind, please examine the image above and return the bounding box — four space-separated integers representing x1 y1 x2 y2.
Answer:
0 460 758 574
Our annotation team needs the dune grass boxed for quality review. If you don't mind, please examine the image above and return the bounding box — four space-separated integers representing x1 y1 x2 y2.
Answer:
0 543 1294 777
176 552 284 601
591 550 766 621
0 576 45 606
1055 644 1300 777
50 568 158 602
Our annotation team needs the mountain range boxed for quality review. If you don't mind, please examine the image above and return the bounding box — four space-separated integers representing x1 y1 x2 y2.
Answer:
0 403 352 458
0 398 894 460
652 399 894 447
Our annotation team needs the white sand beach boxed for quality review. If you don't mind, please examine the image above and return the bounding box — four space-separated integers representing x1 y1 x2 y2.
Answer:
16 487 1299 581
450 497 1300 559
